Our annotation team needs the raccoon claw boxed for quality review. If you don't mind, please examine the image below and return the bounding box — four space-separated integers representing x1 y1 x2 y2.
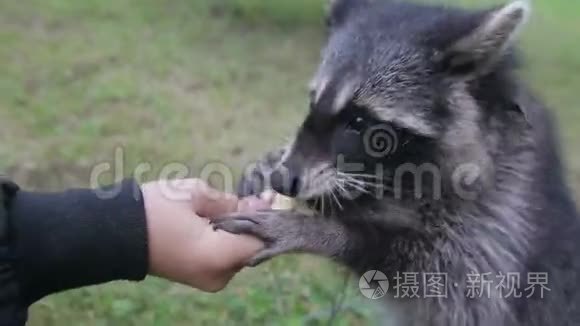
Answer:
211 217 263 238
247 249 281 267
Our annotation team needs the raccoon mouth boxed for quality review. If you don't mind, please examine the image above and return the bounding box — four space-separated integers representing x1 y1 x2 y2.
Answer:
276 162 382 204
270 192 318 213
296 168 337 200
296 169 382 209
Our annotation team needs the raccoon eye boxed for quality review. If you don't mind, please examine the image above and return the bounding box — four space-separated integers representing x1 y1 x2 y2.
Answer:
346 116 366 133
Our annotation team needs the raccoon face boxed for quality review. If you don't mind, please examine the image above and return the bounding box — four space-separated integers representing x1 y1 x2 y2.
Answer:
271 0 531 202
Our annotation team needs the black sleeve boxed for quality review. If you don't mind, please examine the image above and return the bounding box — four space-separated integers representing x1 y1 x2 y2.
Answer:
0 178 149 323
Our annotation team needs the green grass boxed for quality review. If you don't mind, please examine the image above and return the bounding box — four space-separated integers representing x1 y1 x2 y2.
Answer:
0 0 579 325
213 0 325 26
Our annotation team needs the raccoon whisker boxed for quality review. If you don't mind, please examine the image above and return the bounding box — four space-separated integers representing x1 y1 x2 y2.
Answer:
343 186 361 198
335 178 373 202
329 181 346 210
350 186 371 195
337 177 360 186
338 175 380 192
347 178 397 198
336 180 366 193
344 172 380 178
336 172 373 184
341 179 371 194
335 175 361 193
338 173 386 191
342 173 382 180
332 180 347 198
342 177 375 187
330 189 344 211
351 175 392 189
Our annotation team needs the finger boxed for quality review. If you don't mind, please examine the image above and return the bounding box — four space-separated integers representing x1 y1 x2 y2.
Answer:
260 190 277 204
191 181 240 217
237 196 272 213
194 193 239 218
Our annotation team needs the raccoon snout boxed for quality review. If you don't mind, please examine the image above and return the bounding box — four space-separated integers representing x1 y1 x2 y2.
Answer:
271 168 302 198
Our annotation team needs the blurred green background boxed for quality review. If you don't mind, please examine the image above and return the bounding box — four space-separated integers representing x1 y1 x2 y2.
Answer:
0 0 578 325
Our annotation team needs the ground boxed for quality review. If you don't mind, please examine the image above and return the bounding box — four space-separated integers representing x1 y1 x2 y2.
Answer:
0 0 578 325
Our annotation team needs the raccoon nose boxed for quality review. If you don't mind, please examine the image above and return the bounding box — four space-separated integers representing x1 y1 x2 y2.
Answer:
271 169 301 198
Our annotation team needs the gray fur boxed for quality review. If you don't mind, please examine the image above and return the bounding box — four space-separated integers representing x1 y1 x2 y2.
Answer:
221 1 580 325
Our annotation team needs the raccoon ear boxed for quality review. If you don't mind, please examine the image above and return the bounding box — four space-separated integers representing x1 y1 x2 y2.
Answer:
438 0 531 77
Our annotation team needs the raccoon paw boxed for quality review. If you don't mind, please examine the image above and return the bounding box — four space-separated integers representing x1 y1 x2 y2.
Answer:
212 210 302 266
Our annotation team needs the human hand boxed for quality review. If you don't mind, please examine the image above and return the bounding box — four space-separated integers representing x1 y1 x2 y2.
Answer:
142 179 272 292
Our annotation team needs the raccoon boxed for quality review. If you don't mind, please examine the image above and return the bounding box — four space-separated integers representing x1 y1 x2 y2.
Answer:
212 0 580 325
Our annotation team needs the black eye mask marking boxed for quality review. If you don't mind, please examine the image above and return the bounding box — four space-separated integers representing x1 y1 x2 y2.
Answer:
346 116 367 133
331 104 432 167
